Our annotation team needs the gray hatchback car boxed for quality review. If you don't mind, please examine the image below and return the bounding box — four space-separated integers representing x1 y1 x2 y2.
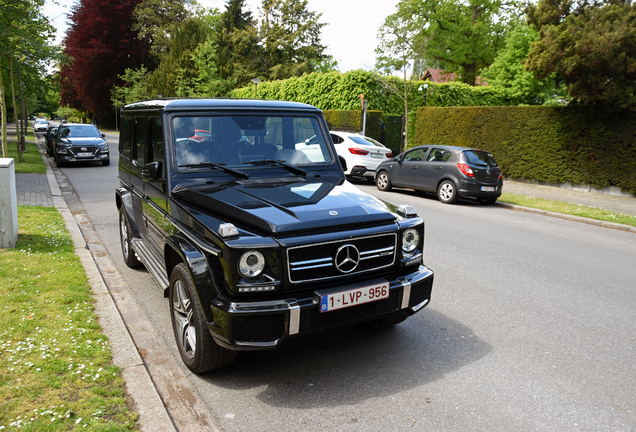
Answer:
375 145 503 204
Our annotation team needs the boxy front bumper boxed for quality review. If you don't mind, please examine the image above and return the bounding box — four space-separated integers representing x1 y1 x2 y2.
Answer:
208 265 434 350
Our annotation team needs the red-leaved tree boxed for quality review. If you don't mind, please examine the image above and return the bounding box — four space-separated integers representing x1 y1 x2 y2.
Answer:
61 0 149 117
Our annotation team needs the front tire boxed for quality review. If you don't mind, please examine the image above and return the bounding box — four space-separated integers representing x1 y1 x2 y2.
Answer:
376 171 392 191
169 263 237 373
102 158 110 166
437 180 458 204
119 208 141 268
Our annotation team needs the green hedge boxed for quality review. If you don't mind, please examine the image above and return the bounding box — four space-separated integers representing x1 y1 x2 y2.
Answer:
230 70 511 113
414 106 636 194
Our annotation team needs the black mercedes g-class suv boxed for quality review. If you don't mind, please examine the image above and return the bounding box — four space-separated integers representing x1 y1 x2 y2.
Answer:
115 99 434 373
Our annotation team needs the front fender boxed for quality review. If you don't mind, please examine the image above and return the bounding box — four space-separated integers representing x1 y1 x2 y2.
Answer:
165 234 224 321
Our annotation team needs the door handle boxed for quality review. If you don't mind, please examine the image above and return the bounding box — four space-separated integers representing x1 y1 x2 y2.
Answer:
436 166 443 170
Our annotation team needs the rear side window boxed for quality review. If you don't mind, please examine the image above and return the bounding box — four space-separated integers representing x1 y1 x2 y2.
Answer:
120 117 133 160
463 150 498 167
426 148 452 162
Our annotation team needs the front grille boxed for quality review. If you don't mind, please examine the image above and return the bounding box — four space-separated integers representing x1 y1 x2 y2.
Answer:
232 314 286 343
300 291 400 332
287 233 396 283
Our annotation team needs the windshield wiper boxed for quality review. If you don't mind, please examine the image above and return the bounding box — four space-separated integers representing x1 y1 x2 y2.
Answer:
178 162 249 179
243 159 307 176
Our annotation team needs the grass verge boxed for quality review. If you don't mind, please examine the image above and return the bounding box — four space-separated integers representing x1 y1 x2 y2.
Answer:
0 206 138 431
499 192 636 228
6 128 46 174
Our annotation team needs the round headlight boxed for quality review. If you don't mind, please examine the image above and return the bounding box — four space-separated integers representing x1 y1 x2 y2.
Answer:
239 251 265 278
402 229 419 253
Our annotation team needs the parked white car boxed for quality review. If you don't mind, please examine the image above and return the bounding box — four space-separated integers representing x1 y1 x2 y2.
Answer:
34 118 48 132
330 131 393 181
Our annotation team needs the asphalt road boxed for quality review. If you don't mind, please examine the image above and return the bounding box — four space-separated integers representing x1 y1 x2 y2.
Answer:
56 139 636 432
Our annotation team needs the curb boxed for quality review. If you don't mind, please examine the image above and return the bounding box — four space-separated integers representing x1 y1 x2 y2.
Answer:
496 202 636 233
35 137 177 431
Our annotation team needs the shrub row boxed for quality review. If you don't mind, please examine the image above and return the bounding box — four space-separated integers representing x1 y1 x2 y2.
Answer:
230 70 511 113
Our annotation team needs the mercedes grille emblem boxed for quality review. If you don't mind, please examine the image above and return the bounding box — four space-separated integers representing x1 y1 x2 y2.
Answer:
334 244 360 273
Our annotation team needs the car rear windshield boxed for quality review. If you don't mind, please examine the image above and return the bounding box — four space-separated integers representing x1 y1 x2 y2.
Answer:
349 136 385 147
58 125 101 138
463 150 498 167
173 114 333 168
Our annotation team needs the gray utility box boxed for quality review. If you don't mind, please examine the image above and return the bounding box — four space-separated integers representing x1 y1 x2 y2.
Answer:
0 158 19 248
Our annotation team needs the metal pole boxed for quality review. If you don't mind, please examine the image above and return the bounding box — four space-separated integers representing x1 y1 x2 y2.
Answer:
17 62 26 152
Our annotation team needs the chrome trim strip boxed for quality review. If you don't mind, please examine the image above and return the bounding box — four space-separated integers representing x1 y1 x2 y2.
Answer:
399 277 412 309
411 298 429 313
291 262 333 271
290 257 332 267
360 246 394 256
288 301 300 335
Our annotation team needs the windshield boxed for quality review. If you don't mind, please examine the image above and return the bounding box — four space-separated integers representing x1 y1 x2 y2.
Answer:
58 125 101 138
173 114 333 168
463 150 498 167
349 136 385 147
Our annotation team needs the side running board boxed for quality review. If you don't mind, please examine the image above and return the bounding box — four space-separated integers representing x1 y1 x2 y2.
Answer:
130 238 170 291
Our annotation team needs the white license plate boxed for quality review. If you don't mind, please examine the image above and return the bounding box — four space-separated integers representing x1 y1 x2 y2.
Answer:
319 281 389 312
481 186 495 192
77 152 93 157
371 153 384 158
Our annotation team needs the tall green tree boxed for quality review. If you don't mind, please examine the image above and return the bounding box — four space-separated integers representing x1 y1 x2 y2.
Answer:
259 0 326 80
215 0 256 81
376 9 432 149
132 0 193 61
400 0 520 85
0 0 56 158
526 0 636 110
481 24 566 105
149 18 208 97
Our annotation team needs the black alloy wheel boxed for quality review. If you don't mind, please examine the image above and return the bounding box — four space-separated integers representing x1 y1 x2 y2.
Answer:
119 208 141 268
169 263 237 373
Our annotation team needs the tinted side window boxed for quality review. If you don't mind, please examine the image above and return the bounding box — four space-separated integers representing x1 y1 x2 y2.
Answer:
120 117 133 160
403 148 426 162
149 117 165 178
426 148 452 162
134 117 148 166
330 133 344 144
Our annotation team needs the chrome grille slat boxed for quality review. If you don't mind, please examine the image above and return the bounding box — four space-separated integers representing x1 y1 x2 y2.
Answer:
287 233 397 283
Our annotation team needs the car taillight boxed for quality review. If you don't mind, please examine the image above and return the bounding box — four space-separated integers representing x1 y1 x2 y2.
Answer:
348 147 370 155
498 171 503 180
457 163 474 177
386 152 393 158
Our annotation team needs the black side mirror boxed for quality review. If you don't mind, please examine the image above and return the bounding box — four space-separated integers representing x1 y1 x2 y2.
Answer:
338 155 347 172
142 161 162 181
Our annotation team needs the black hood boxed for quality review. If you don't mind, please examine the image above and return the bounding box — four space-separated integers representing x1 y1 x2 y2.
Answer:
173 178 396 235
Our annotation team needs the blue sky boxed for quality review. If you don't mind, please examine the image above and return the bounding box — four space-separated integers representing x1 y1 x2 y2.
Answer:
43 0 399 73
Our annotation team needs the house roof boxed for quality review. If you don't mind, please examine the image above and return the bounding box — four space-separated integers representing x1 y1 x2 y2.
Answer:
421 68 487 86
